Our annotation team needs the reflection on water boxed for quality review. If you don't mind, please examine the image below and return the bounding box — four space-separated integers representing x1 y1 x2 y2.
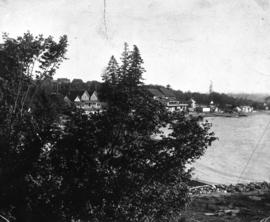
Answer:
192 112 270 184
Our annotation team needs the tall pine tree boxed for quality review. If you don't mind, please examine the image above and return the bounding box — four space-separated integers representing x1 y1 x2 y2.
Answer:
50 42 216 221
128 45 145 87
102 55 119 85
119 42 130 84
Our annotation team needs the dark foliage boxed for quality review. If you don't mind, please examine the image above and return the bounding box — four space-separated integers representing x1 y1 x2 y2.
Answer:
0 38 215 222
0 32 68 221
49 44 216 221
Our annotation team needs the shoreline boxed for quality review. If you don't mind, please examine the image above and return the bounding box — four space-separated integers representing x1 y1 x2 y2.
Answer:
189 181 270 196
189 110 270 118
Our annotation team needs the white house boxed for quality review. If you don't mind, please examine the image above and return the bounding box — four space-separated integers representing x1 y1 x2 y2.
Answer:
65 90 106 114
202 107 211 113
240 106 253 113
81 90 91 101
166 101 188 112
74 96 81 103
148 88 188 113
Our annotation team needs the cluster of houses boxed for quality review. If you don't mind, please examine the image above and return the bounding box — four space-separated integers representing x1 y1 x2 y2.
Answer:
63 87 191 115
147 87 255 115
64 90 106 115
62 87 255 115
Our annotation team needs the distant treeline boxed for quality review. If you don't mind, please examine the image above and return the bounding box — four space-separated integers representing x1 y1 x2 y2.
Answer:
47 79 265 110
228 93 270 103
146 84 265 110
43 78 102 94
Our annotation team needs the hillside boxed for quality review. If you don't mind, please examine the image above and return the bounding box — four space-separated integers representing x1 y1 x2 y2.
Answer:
228 93 270 103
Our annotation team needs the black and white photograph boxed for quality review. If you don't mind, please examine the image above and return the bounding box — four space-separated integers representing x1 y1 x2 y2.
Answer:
0 0 270 221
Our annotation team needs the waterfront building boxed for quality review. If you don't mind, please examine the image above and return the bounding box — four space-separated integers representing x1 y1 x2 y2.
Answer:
166 100 188 112
147 87 188 112
240 105 253 113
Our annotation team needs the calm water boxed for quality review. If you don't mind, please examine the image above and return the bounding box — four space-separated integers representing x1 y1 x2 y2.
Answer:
192 112 270 184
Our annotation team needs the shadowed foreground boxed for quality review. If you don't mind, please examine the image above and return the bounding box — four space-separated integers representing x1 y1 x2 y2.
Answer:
180 190 270 222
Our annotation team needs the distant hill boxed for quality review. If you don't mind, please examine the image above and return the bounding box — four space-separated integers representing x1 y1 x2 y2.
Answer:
145 85 266 109
228 93 270 103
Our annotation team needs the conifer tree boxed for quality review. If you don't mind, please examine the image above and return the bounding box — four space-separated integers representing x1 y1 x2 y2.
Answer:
52 42 216 220
128 45 145 87
102 55 119 85
119 42 131 84
117 44 144 89
16 41 215 222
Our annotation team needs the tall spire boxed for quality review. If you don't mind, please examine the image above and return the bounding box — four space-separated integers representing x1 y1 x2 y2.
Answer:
209 80 213 94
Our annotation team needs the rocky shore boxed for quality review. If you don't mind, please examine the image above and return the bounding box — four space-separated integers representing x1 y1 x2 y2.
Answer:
189 181 270 196
182 181 270 221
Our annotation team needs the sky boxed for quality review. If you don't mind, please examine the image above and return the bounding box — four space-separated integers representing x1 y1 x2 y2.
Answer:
1 0 270 93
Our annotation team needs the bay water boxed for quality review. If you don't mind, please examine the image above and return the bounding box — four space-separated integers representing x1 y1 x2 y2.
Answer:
192 112 270 184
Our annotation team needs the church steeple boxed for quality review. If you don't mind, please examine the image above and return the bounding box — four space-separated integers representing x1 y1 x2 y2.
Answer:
209 80 213 94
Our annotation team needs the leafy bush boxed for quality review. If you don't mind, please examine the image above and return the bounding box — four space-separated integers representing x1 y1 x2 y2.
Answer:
49 44 215 221
0 36 215 221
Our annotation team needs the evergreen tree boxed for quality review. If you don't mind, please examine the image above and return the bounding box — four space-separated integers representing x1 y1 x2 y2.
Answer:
51 43 216 221
128 45 145 87
119 42 131 84
102 55 119 85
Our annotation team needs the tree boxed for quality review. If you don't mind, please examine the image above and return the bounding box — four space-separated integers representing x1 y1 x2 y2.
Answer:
50 43 216 221
119 42 130 80
85 80 101 93
166 84 171 89
102 56 119 85
119 44 144 89
126 45 144 87
0 37 216 221
71 78 85 91
0 32 68 222
0 32 67 115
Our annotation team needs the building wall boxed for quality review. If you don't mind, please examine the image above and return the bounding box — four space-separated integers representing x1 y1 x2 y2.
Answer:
90 91 98 101
81 91 90 101
202 107 211 112
74 96 81 102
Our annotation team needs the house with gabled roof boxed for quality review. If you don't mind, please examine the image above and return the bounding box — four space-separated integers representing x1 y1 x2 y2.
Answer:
147 88 164 100
158 87 176 100
147 87 188 112
63 96 72 106
74 96 81 103
81 90 91 101
66 90 84 101
64 90 106 114
81 90 107 114
90 91 98 101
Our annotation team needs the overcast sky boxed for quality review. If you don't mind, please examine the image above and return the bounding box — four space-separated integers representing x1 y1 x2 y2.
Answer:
1 0 270 93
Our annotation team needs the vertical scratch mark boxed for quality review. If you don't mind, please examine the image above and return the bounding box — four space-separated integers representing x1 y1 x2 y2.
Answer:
103 0 108 39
